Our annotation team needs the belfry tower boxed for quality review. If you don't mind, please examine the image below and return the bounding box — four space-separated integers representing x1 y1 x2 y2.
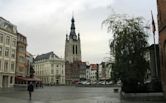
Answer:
65 17 81 63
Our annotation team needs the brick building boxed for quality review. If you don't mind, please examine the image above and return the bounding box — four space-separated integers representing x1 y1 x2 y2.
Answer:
65 61 81 85
157 0 166 97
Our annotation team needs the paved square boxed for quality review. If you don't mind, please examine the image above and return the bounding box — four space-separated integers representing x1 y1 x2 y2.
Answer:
0 86 164 103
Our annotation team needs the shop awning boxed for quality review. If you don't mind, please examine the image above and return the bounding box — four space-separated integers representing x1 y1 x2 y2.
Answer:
15 76 42 82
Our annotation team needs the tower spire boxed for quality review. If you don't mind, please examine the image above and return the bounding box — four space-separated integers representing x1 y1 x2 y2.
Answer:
65 15 81 63
72 11 74 19
69 16 77 39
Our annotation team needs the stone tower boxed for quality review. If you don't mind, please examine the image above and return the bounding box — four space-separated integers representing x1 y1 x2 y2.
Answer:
65 17 81 63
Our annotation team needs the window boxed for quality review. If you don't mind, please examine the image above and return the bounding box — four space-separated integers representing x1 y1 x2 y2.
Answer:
11 49 16 58
0 46 2 56
57 65 59 67
51 69 54 74
76 45 77 54
11 62 15 72
56 70 59 74
0 34 3 43
51 77 53 82
19 46 25 52
17 35 20 41
12 38 17 47
19 56 25 63
5 48 9 57
10 76 13 84
6 36 10 45
4 61 8 72
51 64 54 68
0 60 1 71
21 37 23 41
73 45 74 54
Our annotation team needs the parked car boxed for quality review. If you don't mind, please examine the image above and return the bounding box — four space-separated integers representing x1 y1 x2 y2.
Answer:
98 81 105 85
106 81 113 85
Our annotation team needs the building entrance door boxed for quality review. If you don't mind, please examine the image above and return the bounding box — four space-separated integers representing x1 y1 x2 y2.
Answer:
2 76 8 88
56 80 59 85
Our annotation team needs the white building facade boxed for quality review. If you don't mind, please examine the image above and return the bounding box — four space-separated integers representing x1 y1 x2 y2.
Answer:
86 68 90 81
105 66 111 80
86 63 112 82
100 62 112 80
34 52 65 85
98 64 103 80
87 64 97 82
90 69 97 81
0 17 17 88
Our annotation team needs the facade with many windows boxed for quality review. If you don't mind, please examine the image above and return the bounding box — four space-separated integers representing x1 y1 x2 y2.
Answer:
79 62 86 80
0 17 17 88
34 52 65 85
100 62 112 80
89 64 98 82
85 63 112 82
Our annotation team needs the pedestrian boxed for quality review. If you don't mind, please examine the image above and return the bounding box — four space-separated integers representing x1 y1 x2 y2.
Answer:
27 82 34 100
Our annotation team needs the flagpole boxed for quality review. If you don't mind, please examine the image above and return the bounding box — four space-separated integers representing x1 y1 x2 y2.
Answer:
151 10 158 79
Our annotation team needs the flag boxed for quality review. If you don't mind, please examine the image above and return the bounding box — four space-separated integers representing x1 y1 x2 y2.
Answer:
151 11 156 34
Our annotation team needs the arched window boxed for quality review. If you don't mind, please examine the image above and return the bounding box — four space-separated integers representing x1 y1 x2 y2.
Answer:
73 45 75 54
76 45 77 54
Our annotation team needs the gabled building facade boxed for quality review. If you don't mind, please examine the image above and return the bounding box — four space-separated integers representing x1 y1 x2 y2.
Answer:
89 64 98 82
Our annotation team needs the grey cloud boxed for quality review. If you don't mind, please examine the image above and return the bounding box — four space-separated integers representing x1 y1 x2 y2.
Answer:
0 0 156 63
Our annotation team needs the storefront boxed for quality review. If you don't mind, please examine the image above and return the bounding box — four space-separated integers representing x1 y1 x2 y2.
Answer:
15 76 42 88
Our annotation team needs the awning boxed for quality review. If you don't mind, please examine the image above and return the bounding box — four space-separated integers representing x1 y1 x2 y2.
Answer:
15 76 42 82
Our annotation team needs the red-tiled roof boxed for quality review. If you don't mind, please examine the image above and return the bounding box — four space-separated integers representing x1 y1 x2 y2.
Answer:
90 64 97 70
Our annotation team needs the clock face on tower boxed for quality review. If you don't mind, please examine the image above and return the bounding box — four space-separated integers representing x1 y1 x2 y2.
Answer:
73 35 77 40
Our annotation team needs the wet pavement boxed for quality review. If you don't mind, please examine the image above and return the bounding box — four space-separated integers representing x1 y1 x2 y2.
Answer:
0 86 165 103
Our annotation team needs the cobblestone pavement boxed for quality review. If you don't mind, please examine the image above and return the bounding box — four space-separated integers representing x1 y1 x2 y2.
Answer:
0 86 165 103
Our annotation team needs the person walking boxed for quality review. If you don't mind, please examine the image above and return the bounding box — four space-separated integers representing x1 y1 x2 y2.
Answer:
27 82 34 100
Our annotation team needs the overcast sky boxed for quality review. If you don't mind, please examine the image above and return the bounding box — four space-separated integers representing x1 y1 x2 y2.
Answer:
0 0 157 64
